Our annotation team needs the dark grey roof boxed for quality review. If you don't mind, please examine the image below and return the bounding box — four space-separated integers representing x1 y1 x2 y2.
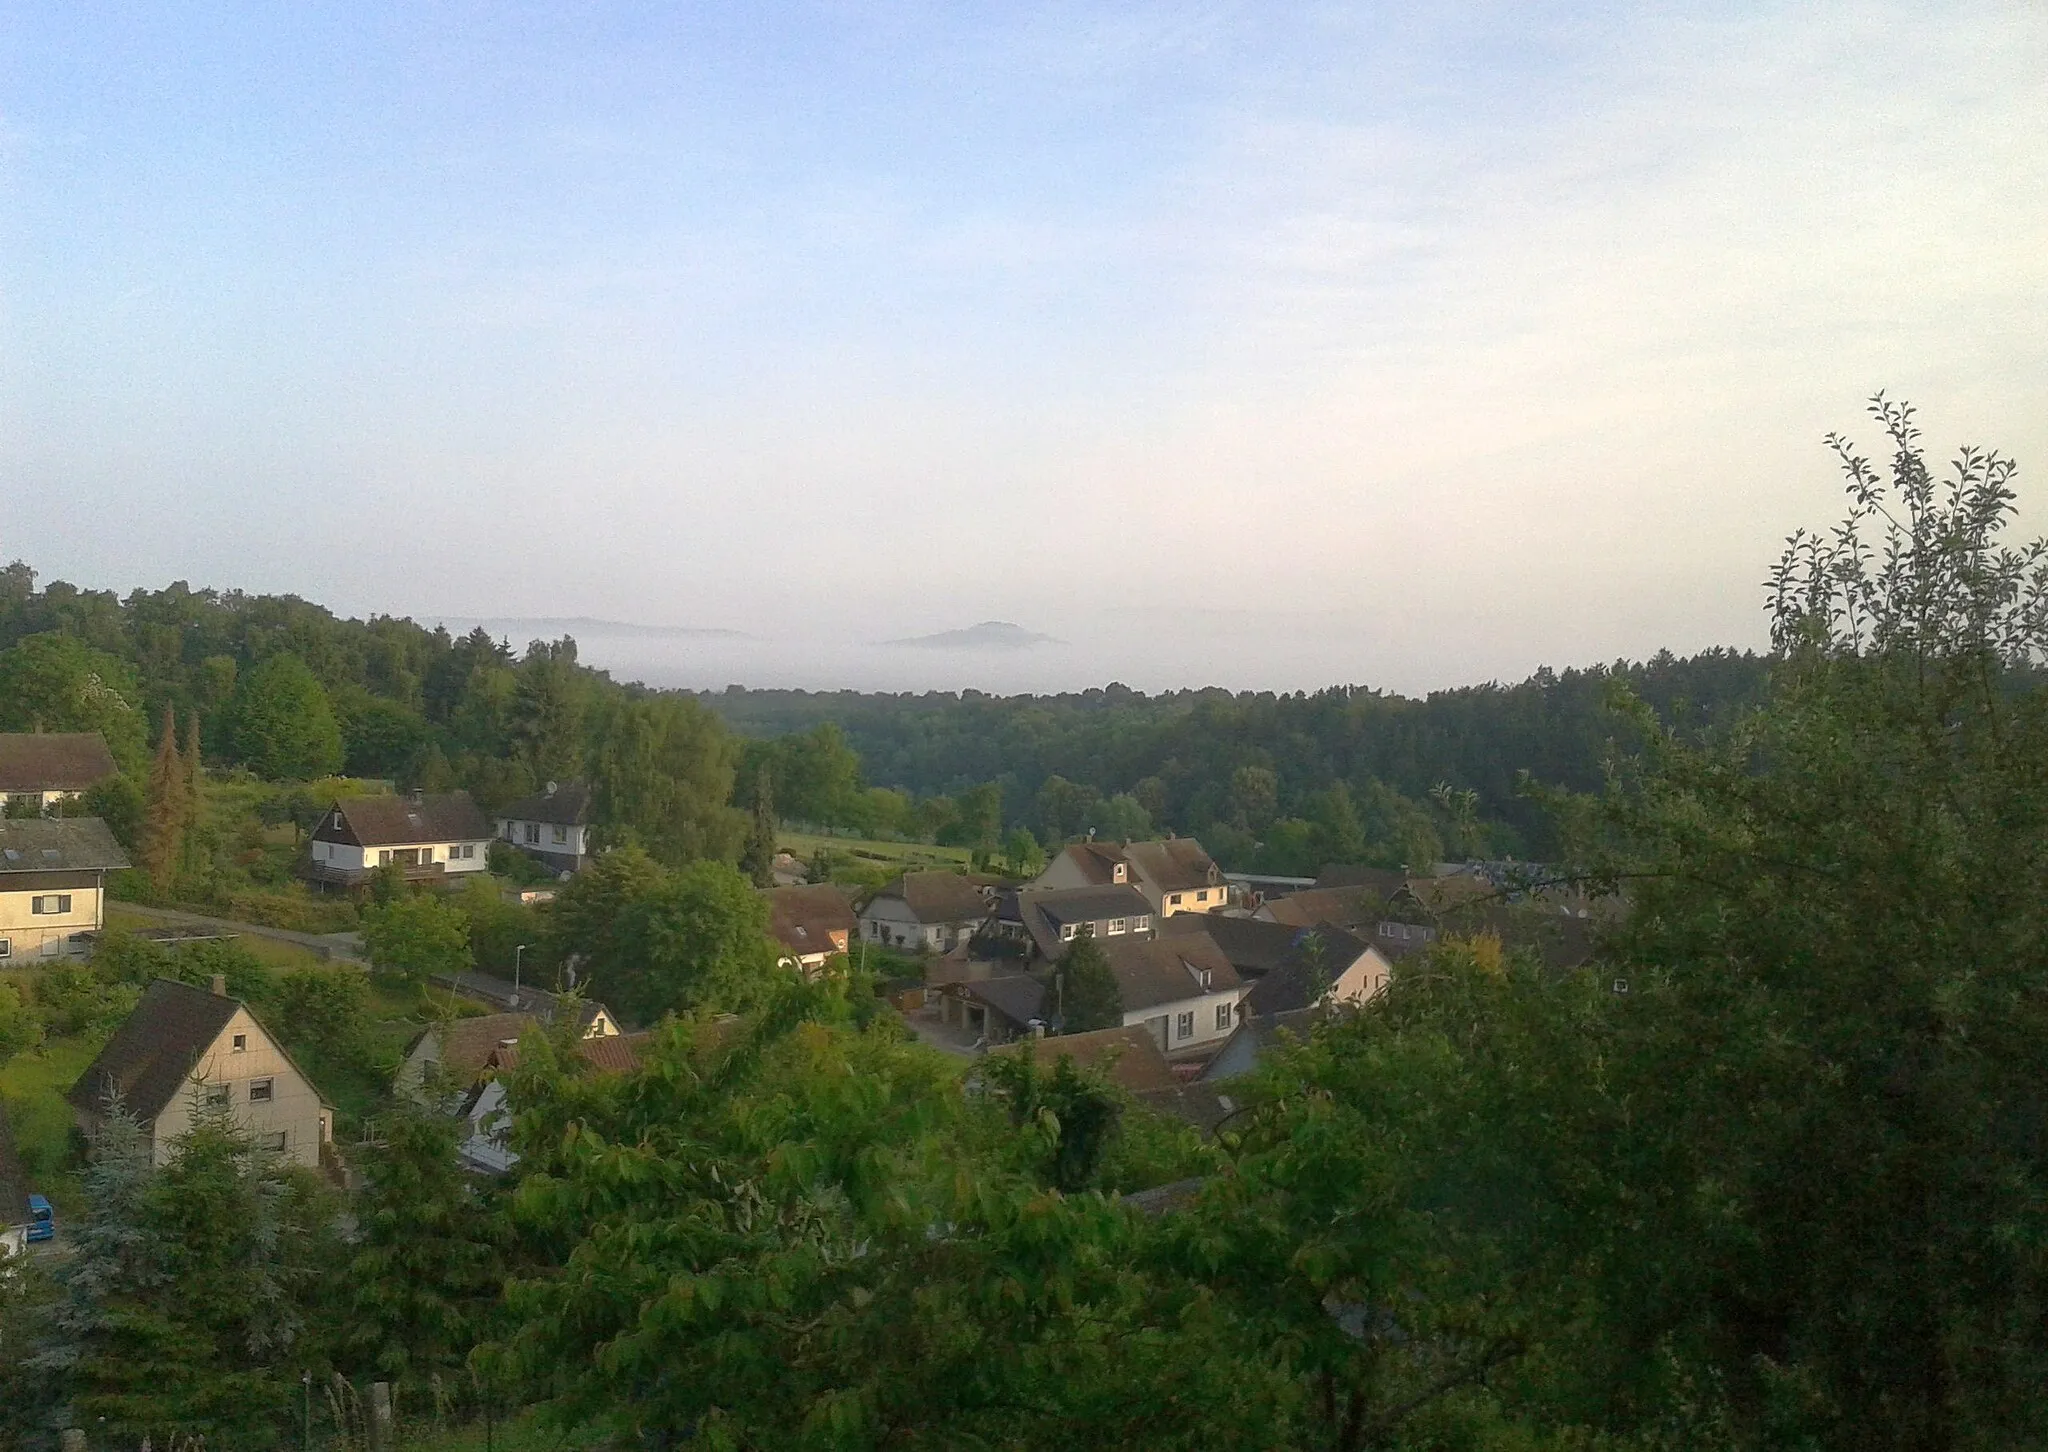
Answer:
1244 926 1374 1015
959 973 1047 1027
0 732 119 792
67 978 243 1120
1313 864 1409 898
1122 838 1221 894
0 815 131 873
326 792 490 847
1029 885 1154 929
1100 930 1243 1013
1162 914 1314 975
497 780 592 826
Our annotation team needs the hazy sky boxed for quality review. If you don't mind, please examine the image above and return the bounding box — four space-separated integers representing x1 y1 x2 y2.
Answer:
4 3 2045 695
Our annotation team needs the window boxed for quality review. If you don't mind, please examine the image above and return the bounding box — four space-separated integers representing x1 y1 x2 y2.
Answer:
1168 893 1182 906
0 938 10 959
1195 889 1209 904
1216 1003 1234 1030
1107 918 1126 935
525 823 541 844
205 1083 231 1107
552 824 569 844
1132 916 1150 933
231 1033 248 1052
378 850 392 866
419 846 435 863
1379 922 1394 937
1176 1012 1195 1040
1061 924 1077 941
249 1078 274 1103
30 894 72 915
262 1131 288 1152
1113 864 1127 882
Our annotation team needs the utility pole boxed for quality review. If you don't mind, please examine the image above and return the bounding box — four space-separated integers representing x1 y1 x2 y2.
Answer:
514 943 528 1005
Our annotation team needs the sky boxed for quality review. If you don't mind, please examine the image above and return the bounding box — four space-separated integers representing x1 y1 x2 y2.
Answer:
3 2 2045 696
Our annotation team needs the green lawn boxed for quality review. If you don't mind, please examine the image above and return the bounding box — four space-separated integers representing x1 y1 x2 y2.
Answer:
0 1029 103 1211
779 830 972 873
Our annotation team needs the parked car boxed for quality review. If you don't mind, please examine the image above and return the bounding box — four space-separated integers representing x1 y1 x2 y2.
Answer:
25 1194 53 1243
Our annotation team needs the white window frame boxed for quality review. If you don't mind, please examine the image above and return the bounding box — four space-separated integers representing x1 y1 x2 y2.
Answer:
31 894 73 915
1215 1002 1233 1031
0 938 10 959
525 823 541 844
249 1078 274 1103
205 1083 231 1107
262 1130 288 1152
1060 924 1077 941
231 1033 248 1052
1107 918 1126 935
1176 1011 1194 1040
552 824 569 844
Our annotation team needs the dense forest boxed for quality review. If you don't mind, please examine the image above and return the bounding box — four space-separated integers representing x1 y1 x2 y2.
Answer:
0 556 1773 876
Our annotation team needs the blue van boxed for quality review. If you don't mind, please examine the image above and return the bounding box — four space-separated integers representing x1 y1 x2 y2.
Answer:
25 1194 53 1243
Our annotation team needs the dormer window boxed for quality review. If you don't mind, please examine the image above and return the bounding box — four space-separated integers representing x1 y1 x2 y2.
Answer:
1200 968 1213 989
1113 864 1127 882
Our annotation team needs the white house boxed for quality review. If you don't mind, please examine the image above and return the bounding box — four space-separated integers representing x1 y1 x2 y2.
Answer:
1097 928 1250 1059
858 871 990 953
302 791 492 889
990 885 1157 964
1032 837 1229 917
0 816 128 964
496 780 594 876
0 732 118 815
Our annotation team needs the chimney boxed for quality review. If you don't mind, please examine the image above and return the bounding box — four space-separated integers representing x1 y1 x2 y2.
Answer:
210 973 227 997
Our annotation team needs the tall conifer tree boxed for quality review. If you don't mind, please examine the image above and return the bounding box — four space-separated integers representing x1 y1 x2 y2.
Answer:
139 705 183 895
179 711 205 883
741 767 777 888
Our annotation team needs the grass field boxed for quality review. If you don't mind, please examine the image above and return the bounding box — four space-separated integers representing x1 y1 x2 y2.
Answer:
0 1022 101 1210
779 830 972 873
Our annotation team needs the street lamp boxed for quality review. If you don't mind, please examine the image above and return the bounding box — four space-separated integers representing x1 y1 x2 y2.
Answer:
514 943 528 1004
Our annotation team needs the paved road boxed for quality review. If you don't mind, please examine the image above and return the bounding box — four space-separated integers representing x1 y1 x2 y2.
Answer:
110 902 368 965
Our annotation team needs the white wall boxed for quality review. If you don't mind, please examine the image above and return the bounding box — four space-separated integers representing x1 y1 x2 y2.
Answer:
1123 986 1247 1055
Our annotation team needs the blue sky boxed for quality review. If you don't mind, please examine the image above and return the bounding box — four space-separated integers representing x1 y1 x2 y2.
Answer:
4 3 2045 693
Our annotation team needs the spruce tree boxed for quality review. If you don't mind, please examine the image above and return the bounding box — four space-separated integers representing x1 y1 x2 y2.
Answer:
1058 929 1123 1033
179 711 205 884
138 705 183 896
741 767 777 888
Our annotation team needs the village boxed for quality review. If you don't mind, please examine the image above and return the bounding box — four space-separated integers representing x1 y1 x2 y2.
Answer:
0 724 1602 1252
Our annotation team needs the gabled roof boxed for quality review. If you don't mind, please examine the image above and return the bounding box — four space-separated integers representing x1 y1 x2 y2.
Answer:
0 815 130 874
0 732 118 793
1121 838 1221 894
322 792 490 847
68 978 270 1121
1101 930 1243 1013
1244 928 1379 1015
870 870 988 925
954 972 1048 1028
1257 886 1385 932
1161 914 1310 976
489 1030 650 1076
497 780 592 826
1053 842 1129 886
411 1013 541 1086
990 1024 1177 1096
1007 885 1155 960
763 883 859 956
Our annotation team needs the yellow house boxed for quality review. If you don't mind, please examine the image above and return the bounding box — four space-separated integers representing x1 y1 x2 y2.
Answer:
69 977 336 1172
0 816 128 964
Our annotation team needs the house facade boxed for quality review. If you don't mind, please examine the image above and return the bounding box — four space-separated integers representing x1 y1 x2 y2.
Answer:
0 816 128 964
1098 929 1250 1058
0 732 118 815
858 870 990 953
69 977 335 1170
303 791 492 889
1032 837 1228 917
495 780 594 876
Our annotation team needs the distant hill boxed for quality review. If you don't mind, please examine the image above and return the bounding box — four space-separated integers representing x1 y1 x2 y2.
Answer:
884 621 1061 651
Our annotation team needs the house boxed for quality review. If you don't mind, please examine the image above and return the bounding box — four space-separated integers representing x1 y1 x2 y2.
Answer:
455 1030 651 1174
1163 915 1391 1014
1031 837 1228 917
1097 929 1249 1058
394 1003 621 1103
303 791 492 889
859 871 990 953
990 885 1157 963
1255 885 1389 934
936 972 1048 1045
0 732 118 815
763 884 859 971
0 816 129 964
495 780 594 876
431 970 622 1026
68 976 336 1170
1199 1005 1322 1083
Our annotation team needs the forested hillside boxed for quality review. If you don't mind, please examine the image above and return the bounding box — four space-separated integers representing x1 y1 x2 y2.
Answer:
705 648 1772 863
0 555 1771 873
